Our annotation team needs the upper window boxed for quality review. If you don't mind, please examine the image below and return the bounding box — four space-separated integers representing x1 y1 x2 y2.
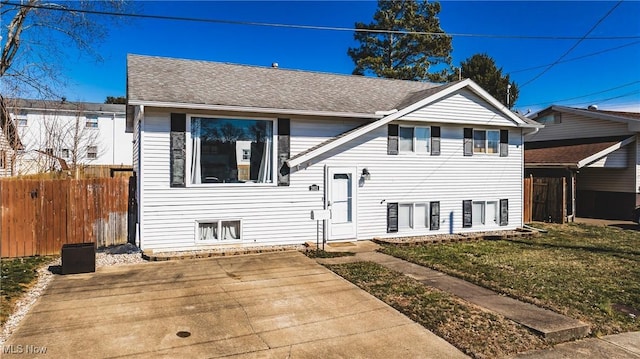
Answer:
0 150 5 169
473 130 499 154
16 116 27 126
190 117 274 184
86 116 98 128
87 146 98 159
399 126 430 153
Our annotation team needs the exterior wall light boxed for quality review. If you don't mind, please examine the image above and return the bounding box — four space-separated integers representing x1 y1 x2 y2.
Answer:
361 168 371 181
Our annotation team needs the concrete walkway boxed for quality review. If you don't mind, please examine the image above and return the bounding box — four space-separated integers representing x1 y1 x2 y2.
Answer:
507 331 640 358
315 241 589 343
3 251 468 358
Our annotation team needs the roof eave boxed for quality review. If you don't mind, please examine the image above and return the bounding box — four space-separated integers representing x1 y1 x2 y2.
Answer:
525 163 579 169
534 105 640 125
576 136 635 168
127 100 383 120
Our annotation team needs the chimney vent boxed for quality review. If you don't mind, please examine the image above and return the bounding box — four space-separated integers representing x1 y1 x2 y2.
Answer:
588 104 598 111
271 62 279 69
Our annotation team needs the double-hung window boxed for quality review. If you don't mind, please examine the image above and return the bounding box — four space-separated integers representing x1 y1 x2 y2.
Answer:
398 203 428 231
16 115 27 127
190 117 274 184
85 115 99 128
388 201 440 232
87 146 98 159
399 126 430 153
473 130 499 154
472 201 498 226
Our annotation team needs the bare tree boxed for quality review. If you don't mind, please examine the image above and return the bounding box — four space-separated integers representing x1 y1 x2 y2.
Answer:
1 0 131 99
1 0 129 176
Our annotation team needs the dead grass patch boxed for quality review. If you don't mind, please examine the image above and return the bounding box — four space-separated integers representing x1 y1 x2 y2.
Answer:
328 261 548 358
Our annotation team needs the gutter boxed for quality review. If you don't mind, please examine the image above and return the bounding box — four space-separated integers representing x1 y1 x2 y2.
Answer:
127 100 383 120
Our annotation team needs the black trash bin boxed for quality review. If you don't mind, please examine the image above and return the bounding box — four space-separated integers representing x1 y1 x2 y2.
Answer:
61 243 96 274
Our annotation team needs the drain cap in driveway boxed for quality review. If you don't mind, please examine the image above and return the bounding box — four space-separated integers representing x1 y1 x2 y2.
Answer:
176 331 191 338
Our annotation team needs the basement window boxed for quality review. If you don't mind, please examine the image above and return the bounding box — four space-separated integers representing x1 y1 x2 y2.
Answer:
197 220 241 242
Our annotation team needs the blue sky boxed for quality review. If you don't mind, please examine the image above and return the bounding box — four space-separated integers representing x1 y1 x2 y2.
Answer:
56 1 640 114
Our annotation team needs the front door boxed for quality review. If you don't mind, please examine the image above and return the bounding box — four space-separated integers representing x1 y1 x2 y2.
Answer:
326 167 357 240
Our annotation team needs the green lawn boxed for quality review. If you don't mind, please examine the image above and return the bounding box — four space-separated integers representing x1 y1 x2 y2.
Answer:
380 223 640 336
1 256 54 325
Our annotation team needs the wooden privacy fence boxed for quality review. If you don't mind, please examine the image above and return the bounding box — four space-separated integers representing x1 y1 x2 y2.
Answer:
523 176 533 223
531 177 567 224
1 177 131 258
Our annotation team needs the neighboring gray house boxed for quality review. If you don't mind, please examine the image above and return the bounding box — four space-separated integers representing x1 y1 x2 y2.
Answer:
525 105 640 220
127 54 540 252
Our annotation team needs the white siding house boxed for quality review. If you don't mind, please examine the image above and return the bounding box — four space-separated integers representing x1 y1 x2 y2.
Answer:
127 55 539 252
6 99 132 175
525 105 640 219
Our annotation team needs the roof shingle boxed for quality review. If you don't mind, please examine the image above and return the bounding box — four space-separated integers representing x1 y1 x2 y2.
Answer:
525 136 633 166
127 54 441 115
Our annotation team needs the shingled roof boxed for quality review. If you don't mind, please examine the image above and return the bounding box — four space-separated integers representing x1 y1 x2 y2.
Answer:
525 136 634 168
126 54 441 116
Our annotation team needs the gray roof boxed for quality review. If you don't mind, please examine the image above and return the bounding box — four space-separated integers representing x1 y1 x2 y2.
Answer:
531 105 640 125
127 54 441 115
7 98 125 114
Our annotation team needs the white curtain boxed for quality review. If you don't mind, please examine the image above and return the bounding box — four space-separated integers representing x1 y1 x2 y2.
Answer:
221 221 240 240
257 125 272 183
190 119 202 184
199 223 217 241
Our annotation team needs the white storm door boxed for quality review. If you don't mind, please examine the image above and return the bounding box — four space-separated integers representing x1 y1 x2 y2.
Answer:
327 167 357 240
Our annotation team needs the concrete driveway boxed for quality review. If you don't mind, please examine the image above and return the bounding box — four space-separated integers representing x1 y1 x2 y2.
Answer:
3 251 467 358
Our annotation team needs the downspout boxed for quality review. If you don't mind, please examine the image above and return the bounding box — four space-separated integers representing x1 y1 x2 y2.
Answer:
112 113 116 164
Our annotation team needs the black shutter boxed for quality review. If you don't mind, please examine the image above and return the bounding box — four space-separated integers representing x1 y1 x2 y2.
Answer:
462 200 472 228
388 124 399 155
430 201 440 230
170 113 186 187
387 203 398 233
500 199 509 226
431 126 441 156
500 130 509 157
277 118 290 186
463 128 473 156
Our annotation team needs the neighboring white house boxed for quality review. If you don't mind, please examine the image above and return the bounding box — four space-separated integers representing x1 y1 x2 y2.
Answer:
5 99 132 175
525 105 640 220
127 54 540 252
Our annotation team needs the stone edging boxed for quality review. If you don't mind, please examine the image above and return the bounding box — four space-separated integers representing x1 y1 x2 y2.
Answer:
373 228 538 246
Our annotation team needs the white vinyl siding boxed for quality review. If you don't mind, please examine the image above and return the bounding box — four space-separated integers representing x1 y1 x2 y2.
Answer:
401 89 518 127
585 146 629 168
527 112 633 142
578 167 636 193
137 90 525 251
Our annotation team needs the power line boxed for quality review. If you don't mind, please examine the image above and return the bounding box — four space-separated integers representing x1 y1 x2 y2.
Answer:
1 0 639 41
518 80 640 107
570 90 639 107
510 40 640 74
520 1 624 88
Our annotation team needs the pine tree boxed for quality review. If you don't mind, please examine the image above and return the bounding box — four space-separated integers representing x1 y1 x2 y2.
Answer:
347 0 453 82
460 54 519 108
